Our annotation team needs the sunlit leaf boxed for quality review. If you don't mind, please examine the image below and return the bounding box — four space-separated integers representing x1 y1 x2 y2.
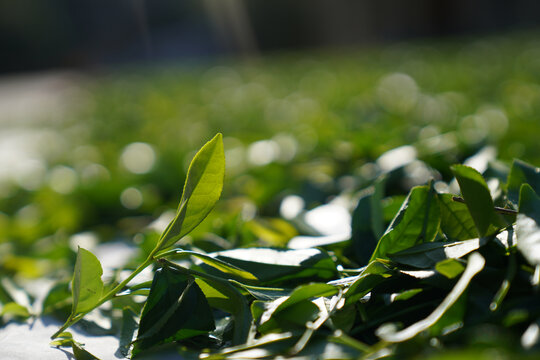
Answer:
229 281 291 301
158 133 225 250
435 258 465 279
370 184 440 261
392 288 423 302
71 247 104 315
49 331 75 347
258 301 320 334
452 165 505 237
342 260 394 303
50 332 101 360
438 193 478 241
255 283 338 334
194 276 251 345
0 277 32 309
72 342 100 360
288 233 350 250
247 218 298 246
209 247 337 284
0 302 30 319
157 249 258 281
268 283 338 318
516 184 540 266
388 238 486 268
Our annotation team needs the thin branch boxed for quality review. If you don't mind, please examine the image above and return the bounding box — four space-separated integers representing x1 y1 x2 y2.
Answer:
452 196 518 216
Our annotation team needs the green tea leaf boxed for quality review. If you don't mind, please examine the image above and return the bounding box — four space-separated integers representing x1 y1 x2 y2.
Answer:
370 184 440 261
49 331 75 347
0 302 30 319
293 332 364 359
72 342 100 360
230 281 291 301
203 332 296 359
118 307 138 357
71 247 104 315
50 332 101 360
269 283 338 317
157 249 258 281
351 180 384 265
516 184 540 266
342 260 393 303
377 252 485 342
451 165 504 237
351 192 377 265
392 288 423 302
158 133 225 250
134 265 215 353
371 176 386 239
247 218 298 247
507 159 540 207
389 238 485 268
42 281 71 315
0 277 32 309
435 258 465 279
0 278 14 304
438 193 478 241
254 283 339 333
209 247 337 284
195 276 251 345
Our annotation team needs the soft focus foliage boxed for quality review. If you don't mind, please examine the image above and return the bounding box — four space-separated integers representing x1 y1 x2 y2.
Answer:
4 32 540 359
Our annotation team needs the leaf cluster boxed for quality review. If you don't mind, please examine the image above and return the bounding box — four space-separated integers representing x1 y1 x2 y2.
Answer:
36 136 540 359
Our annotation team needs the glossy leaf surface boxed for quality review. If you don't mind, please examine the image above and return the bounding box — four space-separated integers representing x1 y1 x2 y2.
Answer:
438 193 478 241
158 249 258 281
71 247 104 315
389 238 485 268
370 184 440 261
210 247 337 284
516 184 540 265
158 133 225 250
452 165 504 237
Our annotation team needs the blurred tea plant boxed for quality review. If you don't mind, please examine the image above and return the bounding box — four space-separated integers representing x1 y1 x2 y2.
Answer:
3 32 540 358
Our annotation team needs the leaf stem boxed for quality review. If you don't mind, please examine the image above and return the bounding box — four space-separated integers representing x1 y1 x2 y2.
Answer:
51 254 155 339
452 196 517 215
490 249 516 311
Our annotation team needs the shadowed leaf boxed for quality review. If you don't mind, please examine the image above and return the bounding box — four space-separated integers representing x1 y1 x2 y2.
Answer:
134 265 215 353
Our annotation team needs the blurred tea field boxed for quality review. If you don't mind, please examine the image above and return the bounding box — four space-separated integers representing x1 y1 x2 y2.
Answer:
3 31 540 349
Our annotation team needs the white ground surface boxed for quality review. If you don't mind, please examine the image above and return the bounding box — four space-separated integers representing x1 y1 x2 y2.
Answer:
0 317 120 360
